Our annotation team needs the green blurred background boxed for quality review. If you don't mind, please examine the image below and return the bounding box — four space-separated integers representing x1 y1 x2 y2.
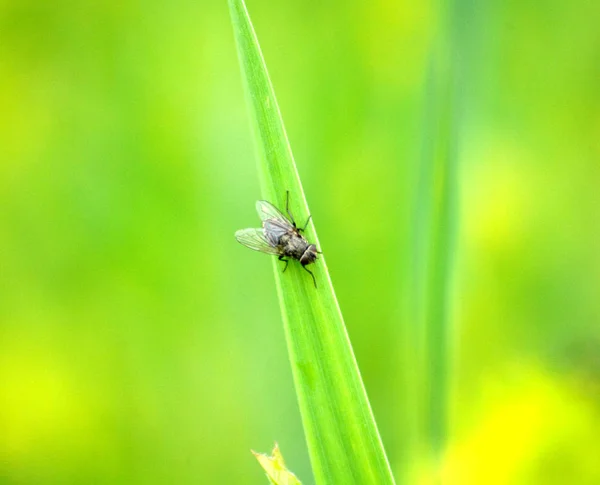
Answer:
1 0 599 484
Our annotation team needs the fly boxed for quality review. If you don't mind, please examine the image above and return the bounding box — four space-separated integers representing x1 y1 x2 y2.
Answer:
235 191 320 288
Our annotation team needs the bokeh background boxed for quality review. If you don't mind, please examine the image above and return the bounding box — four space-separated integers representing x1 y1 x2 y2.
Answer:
1 0 599 484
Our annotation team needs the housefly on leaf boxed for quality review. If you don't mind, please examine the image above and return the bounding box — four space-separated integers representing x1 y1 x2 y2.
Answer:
235 191 320 288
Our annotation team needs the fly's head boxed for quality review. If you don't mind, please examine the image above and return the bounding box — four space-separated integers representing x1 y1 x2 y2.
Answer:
300 244 318 266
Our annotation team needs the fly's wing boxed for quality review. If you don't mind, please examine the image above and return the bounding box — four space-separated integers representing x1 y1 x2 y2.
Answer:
256 200 294 245
234 228 281 255
256 200 292 225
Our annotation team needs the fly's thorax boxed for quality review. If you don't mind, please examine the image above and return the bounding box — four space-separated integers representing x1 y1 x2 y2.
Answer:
281 233 309 260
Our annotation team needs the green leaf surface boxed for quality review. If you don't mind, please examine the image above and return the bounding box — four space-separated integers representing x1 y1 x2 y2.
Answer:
228 1 396 484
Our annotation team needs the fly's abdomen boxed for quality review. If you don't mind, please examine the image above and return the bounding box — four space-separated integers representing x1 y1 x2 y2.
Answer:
263 219 288 246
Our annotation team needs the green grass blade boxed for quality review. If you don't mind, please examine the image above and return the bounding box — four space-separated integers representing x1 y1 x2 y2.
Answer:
410 2 460 479
228 1 396 484
424 55 457 473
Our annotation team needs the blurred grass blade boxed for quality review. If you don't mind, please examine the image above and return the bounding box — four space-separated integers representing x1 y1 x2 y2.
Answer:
422 54 457 477
410 1 461 480
228 1 396 484
253 444 302 485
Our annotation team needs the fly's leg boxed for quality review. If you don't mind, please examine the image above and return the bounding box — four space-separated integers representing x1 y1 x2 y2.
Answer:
278 255 289 273
302 265 317 288
286 190 311 233
285 190 297 227
299 215 312 233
